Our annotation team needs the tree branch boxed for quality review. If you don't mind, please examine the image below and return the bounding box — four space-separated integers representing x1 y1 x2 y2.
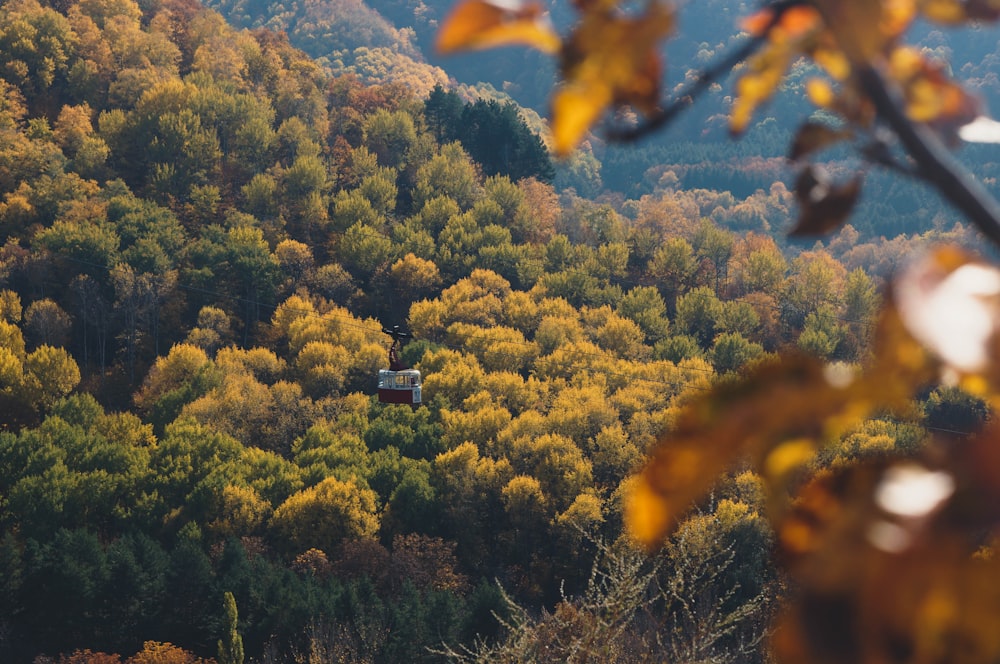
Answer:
606 0 804 143
857 64 1000 248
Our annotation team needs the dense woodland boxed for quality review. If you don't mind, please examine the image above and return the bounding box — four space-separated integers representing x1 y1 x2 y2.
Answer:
202 0 1000 235
0 0 993 662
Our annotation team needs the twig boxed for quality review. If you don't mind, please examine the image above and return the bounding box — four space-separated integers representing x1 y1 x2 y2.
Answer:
857 64 1000 248
606 0 805 143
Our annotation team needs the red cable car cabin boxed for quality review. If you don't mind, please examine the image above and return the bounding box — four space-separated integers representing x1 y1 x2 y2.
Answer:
377 325 422 406
377 367 422 405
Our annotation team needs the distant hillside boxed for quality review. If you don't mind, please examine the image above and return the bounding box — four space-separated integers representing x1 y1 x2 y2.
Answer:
200 0 1000 239
204 0 454 98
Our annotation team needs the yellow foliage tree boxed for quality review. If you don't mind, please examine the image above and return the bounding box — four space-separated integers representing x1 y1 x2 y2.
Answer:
436 3 1000 662
271 476 380 554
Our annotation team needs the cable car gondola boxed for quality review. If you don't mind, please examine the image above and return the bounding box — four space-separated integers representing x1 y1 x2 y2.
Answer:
377 325 421 406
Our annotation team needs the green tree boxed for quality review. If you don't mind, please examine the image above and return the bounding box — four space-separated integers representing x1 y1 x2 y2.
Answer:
617 286 670 344
675 286 724 347
455 98 554 183
693 219 735 295
797 304 846 360
924 386 989 436
412 142 481 211
337 222 393 280
217 591 244 664
225 225 280 342
729 235 788 297
711 332 765 375
423 84 464 143
842 267 880 360
649 237 697 311
363 108 417 171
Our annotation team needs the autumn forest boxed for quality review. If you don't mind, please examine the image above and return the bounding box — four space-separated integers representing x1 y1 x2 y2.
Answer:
0 0 995 662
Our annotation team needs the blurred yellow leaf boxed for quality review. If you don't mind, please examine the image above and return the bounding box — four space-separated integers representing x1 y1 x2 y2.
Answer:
891 49 979 126
627 354 872 548
816 0 914 61
813 45 851 81
436 0 561 54
731 44 794 134
771 453 1000 664
920 0 969 22
551 85 610 156
765 438 818 485
740 5 822 38
552 1 673 155
806 78 836 108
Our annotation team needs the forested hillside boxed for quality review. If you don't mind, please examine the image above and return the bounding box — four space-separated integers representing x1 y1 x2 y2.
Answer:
0 0 989 662
198 0 1000 236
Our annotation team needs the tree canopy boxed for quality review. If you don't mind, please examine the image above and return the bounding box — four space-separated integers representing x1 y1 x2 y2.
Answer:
3 0 1000 661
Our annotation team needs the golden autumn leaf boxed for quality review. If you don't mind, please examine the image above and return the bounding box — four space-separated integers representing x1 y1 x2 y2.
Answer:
814 0 915 62
551 85 610 157
436 0 561 54
918 0 1000 23
813 44 852 81
627 354 874 548
886 47 980 128
730 43 796 135
551 1 674 155
806 77 837 108
770 452 1000 664
731 5 825 134
920 0 970 22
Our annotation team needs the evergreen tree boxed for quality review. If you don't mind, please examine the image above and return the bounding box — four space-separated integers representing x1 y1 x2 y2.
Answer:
456 99 554 183
218 591 245 664
424 85 464 143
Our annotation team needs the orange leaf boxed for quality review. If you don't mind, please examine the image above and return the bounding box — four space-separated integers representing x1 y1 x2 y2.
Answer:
624 477 672 546
436 0 561 54
888 48 979 127
740 5 822 39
